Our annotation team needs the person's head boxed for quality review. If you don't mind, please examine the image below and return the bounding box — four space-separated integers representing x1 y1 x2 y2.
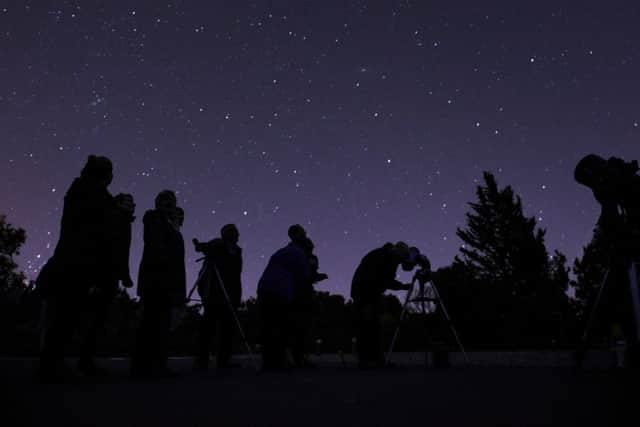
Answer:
288 224 307 245
115 193 135 215
155 190 177 216
574 154 608 196
221 223 239 245
402 246 427 271
390 241 411 265
80 155 113 188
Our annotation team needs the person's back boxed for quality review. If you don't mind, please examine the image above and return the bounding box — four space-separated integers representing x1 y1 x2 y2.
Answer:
53 176 114 279
258 243 310 303
351 243 397 303
200 237 242 305
138 208 185 302
257 237 312 370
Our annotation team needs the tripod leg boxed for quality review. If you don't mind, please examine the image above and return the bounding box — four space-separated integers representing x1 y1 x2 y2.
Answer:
385 279 416 366
628 263 640 342
576 267 611 367
212 265 259 370
429 281 470 364
188 262 209 301
581 268 611 341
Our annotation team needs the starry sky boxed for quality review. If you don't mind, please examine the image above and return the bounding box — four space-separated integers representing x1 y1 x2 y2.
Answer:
1 1 639 299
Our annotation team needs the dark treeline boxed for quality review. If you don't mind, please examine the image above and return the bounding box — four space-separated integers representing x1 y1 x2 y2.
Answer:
0 170 618 357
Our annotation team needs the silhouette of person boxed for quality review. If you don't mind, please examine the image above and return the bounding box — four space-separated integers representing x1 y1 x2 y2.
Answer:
37 155 119 381
131 190 186 378
574 155 640 367
77 192 136 376
350 242 412 369
257 224 312 370
193 224 243 370
290 237 328 367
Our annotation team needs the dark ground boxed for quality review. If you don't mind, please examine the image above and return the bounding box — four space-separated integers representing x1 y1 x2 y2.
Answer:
0 356 635 427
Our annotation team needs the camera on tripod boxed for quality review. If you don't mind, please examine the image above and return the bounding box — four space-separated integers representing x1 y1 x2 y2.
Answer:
574 153 640 368
575 154 640 256
575 154 639 213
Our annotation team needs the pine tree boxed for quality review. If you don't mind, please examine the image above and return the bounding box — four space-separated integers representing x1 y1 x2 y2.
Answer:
570 227 612 342
452 172 570 347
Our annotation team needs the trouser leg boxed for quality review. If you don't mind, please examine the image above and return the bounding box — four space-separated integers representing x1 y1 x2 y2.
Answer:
217 304 234 367
79 293 111 364
196 304 214 367
132 297 171 373
39 294 76 374
152 300 172 371
260 294 287 369
290 307 310 366
356 302 381 365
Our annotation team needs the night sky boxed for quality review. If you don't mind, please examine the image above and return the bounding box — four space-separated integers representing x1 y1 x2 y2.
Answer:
2 2 639 299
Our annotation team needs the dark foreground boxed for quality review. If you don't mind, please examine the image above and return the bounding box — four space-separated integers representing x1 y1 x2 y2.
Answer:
0 357 635 427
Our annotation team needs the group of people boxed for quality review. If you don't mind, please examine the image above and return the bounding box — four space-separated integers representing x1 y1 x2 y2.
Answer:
36 155 189 380
36 155 423 381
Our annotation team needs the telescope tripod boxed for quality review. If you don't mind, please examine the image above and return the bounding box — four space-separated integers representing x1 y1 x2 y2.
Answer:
577 259 640 367
386 275 470 366
188 259 260 370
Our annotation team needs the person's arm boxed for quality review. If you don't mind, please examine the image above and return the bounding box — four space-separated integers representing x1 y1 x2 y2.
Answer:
379 261 409 292
117 215 134 288
386 280 410 291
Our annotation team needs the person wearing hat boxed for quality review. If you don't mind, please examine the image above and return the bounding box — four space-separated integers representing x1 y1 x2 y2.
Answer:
193 223 243 370
350 242 413 369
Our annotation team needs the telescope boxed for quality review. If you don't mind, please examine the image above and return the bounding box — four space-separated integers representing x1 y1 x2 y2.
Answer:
574 153 640 368
388 246 469 365
574 154 640 213
403 246 432 284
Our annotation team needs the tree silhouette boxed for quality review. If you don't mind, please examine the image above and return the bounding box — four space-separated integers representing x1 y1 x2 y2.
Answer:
0 215 26 292
570 227 612 344
449 172 571 348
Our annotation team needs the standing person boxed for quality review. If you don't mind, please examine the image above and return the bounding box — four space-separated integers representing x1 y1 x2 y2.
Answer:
131 190 186 378
257 225 311 370
290 237 328 367
350 242 412 369
193 224 243 370
77 193 136 376
37 155 117 381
